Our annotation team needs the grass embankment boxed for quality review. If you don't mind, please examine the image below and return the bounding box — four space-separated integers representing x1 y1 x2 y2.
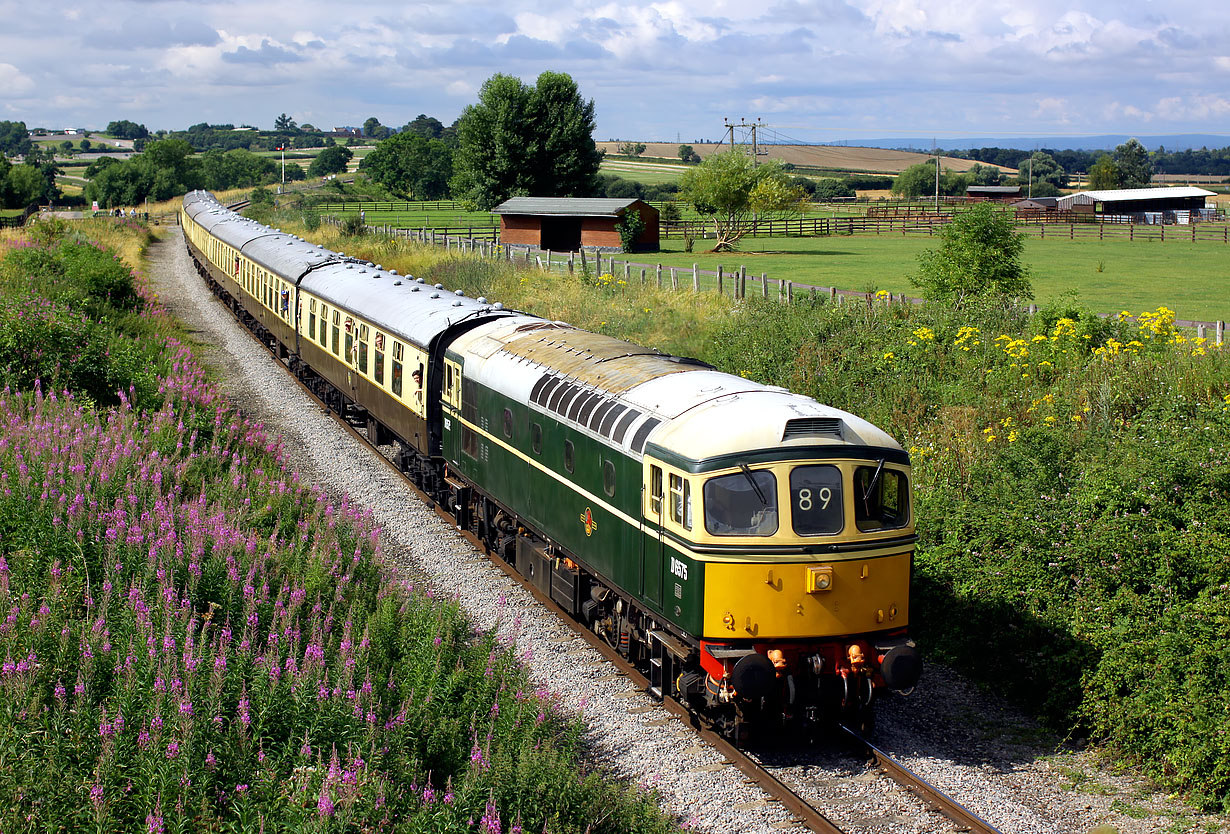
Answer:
0 220 679 833
265 213 1230 812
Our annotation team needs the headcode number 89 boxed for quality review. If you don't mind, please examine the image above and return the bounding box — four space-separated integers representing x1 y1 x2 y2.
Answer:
797 487 832 511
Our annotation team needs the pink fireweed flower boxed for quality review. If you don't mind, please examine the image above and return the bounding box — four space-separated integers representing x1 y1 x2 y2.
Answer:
317 789 334 818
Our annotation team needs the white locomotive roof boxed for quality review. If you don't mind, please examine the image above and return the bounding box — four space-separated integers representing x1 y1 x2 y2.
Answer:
646 388 902 465
451 316 903 462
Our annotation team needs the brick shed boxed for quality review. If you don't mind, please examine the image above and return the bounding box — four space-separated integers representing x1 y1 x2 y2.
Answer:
492 197 659 252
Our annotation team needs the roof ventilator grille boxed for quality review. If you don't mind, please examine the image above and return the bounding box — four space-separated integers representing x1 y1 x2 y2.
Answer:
782 417 843 441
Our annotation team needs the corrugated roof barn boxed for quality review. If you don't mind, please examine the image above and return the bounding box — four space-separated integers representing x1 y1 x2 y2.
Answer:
1057 186 1215 218
492 197 660 252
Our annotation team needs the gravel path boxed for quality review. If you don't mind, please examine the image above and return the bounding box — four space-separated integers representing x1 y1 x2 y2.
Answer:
146 226 1227 834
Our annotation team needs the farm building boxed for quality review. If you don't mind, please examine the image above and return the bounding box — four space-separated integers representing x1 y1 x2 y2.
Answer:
1057 187 1217 222
966 185 1021 201
492 198 659 252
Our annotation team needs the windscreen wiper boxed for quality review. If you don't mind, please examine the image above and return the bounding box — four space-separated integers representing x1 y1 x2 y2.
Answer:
862 458 885 513
739 463 768 505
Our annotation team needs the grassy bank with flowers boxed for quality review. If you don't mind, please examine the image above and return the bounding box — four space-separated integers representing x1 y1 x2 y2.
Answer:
0 221 679 832
249 205 1230 808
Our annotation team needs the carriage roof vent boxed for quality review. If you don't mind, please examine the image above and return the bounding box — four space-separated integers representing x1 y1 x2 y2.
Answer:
782 417 843 441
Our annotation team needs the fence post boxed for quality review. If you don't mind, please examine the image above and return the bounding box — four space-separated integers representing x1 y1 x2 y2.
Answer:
786 281 793 303
761 273 768 298
671 267 678 290
829 287 836 302
717 265 723 295
1218 321 1226 346
1198 324 1207 340
640 268 646 285
740 266 746 299
656 264 663 288
693 264 699 292
624 262 631 284
568 251 574 274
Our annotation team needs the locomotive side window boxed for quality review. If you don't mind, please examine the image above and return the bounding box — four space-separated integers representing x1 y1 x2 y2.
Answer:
704 470 778 536
602 460 616 497
564 440 575 473
669 474 692 530
854 465 909 532
531 423 542 455
502 408 514 439
790 465 844 535
649 465 663 516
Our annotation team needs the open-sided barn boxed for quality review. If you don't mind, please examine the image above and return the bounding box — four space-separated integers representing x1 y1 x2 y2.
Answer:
1057 186 1216 222
492 198 660 252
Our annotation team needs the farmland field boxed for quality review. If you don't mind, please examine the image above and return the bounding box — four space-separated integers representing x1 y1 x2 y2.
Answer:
595 141 1014 175
640 234 1230 322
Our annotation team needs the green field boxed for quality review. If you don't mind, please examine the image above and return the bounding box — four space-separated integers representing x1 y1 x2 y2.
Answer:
634 233 1230 323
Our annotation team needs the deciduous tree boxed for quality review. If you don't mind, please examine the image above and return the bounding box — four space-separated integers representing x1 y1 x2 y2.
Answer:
451 71 601 210
677 151 806 252
361 133 453 199
1088 155 1119 190
1113 138 1152 188
912 202 1033 306
307 145 353 178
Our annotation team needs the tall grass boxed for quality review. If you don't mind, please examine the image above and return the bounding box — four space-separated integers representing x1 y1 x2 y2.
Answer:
0 224 680 833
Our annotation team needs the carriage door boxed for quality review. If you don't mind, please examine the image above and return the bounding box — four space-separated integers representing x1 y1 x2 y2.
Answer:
642 463 665 608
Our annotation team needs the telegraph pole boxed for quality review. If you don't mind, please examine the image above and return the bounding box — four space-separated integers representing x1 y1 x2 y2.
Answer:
723 118 768 165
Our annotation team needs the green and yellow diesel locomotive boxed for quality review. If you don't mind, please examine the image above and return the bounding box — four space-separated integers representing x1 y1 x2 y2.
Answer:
182 191 920 737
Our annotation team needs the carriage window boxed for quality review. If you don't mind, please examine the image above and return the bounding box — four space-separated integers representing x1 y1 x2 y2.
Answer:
502 408 514 439
308 299 317 341
602 460 616 498
704 470 778 536
790 465 844 535
331 311 340 355
649 465 662 516
669 474 692 530
531 423 542 455
373 332 385 384
564 440 575 473
391 342 403 395
854 465 909 532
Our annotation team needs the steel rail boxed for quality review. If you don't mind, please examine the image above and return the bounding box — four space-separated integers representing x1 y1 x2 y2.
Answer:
836 724 1004 834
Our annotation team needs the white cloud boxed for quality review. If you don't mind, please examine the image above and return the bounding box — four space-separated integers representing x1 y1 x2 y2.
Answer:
0 63 35 95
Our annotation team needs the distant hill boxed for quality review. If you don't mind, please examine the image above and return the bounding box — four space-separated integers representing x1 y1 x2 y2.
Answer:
834 134 1230 152
595 142 1010 175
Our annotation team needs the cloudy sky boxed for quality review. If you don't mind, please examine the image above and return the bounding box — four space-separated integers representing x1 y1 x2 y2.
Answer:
2 0 1228 144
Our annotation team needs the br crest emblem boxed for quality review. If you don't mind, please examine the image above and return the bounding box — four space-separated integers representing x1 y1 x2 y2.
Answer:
580 507 598 536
